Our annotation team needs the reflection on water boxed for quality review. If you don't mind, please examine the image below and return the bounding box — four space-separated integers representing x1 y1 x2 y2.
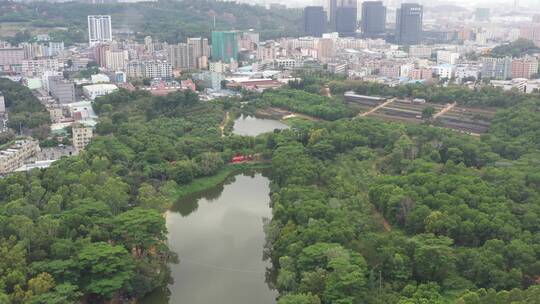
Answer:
141 171 277 304
171 177 229 217
232 115 289 136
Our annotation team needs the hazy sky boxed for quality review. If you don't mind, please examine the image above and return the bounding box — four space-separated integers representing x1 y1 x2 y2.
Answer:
247 0 540 9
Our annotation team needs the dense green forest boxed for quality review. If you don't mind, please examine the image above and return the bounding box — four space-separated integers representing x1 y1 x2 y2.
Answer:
266 95 540 303
247 89 357 121
1 76 540 303
0 0 302 44
0 79 50 140
0 87 265 303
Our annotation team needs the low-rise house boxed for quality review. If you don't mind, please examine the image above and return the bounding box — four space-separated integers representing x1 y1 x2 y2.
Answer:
0 140 41 174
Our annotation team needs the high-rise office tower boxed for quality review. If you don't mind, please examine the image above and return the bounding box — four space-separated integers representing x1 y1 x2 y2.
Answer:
332 0 357 36
304 6 327 37
335 6 357 37
327 0 337 27
211 31 238 63
361 1 386 39
87 15 112 46
395 3 423 45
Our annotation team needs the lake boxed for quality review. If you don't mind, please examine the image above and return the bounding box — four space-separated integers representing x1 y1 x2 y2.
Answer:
232 115 289 136
141 172 277 304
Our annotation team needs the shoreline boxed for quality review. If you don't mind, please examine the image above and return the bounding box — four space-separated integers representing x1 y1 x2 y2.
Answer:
170 162 272 201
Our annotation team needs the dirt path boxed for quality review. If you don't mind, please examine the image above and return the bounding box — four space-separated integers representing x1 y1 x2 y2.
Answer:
219 111 230 137
356 98 395 119
433 102 457 119
372 208 392 232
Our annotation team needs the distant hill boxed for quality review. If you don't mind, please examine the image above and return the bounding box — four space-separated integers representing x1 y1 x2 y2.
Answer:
0 0 303 44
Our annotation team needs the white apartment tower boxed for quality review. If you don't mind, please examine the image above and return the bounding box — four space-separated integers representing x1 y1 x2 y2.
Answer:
88 15 113 46
0 91 5 113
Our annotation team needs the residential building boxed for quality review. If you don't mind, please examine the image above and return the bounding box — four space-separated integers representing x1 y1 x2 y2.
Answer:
285 37 316 49
48 77 76 104
82 84 118 100
380 65 400 78
491 79 527 93
304 6 327 37
409 68 433 80
520 24 540 47
0 47 24 66
127 60 173 79
193 71 225 90
361 1 386 39
22 58 60 77
72 125 93 151
94 44 110 67
187 37 210 69
48 106 64 123
328 62 348 74
91 74 110 84
400 64 414 78
274 58 299 69
433 64 455 79
105 49 129 70
239 31 259 51
127 61 144 78
0 140 41 174
42 70 63 91
168 43 190 69
209 61 229 73
21 43 45 59
168 38 209 70
482 57 512 80
144 36 154 53
88 15 112 46
180 79 196 91
455 65 480 82
47 42 65 57
409 45 432 58
0 91 4 113
437 50 460 65
317 38 335 60
211 31 238 63
257 43 277 63
114 71 127 83
143 60 173 79
395 3 423 45
512 56 539 79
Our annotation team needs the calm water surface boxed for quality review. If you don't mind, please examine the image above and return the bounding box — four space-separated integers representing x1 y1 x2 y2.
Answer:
141 172 277 304
232 115 289 136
